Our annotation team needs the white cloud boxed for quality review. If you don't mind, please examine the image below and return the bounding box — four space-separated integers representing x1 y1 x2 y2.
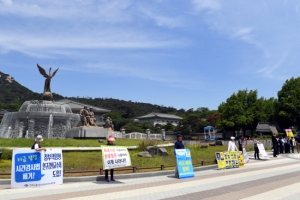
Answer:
191 0 221 11
1 0 12 5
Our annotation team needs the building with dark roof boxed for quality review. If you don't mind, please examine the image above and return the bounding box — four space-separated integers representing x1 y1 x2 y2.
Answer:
56 99 110 126
135 112 182 126
256 122 281 135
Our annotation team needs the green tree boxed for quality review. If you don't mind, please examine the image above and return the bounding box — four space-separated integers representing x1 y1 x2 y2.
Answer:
277 77 300 128
217 89 258 131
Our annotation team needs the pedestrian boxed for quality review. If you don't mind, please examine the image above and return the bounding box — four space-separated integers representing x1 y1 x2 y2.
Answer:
31 135 47 151
253 136 260 159
279 137 284 154
272 134 278 157
296 135 300 153
284 136 290 153
228 136 238 152
238 136 244 152
290 137 296 153
105 136 116 182
174 134 185 178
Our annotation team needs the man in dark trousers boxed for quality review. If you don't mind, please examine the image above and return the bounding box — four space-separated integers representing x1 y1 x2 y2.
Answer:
238 136 244 152
174 134 185 178
272 134 278 157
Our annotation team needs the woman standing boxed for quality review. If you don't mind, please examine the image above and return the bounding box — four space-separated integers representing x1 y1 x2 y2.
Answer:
105 136 116 182
228 136 238 152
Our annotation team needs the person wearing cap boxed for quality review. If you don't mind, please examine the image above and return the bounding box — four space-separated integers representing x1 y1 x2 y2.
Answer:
228 136 238 152
105 136 116 182
31 135 47 151
174 134 184 178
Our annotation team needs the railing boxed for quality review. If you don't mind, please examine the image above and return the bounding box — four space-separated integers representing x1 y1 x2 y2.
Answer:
0 160 216 176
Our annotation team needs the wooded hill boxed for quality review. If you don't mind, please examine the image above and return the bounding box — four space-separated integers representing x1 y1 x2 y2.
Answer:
0 71 185 118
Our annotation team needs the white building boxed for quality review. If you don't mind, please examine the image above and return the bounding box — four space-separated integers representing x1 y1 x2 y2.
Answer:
135 112 182 126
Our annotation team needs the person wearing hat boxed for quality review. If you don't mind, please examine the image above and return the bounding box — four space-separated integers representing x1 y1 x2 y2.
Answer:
228 136 238 152
174 134 184 178
31 135 47 151
105 136 116 182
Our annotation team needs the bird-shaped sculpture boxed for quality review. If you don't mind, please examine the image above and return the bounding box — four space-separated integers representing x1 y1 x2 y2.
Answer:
37 64 59 94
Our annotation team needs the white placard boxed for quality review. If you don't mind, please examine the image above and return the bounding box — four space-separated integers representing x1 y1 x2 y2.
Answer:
102 146 131 169
243 148 249 163
257 143 270 159
11 149 63 188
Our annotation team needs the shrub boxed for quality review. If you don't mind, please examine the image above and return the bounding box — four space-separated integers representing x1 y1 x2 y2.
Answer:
1 148 12 160
138 140 159 151
191 136 198 140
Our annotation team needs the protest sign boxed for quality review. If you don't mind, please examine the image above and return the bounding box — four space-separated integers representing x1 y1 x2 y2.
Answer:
238 151 245 168
11 149 63 189
215 152 226 169
243 148 249 163
285 129 294 138
230 151 239 168
102 146 131 169
257 144 270 159
175 149 194 179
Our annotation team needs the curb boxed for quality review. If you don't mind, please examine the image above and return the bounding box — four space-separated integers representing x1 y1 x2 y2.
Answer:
0 164 217 185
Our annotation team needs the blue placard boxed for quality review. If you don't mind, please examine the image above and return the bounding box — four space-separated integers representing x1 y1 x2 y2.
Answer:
14 152 45 183
175 149 194 179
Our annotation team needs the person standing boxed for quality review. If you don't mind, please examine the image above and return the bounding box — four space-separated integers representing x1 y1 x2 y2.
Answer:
174 134 185 178
238 136 244 152
279 137 284 154
253 136 260 159
271 134 278 157
296 135 300 153
105 136 116 182
31 135 47 151
284 136 290 153
290 137 296 153
228 136 238 152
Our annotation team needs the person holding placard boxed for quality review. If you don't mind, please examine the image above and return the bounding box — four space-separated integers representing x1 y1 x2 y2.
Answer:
105 136 116 182
253 136 260 160
31 135 47 151
174 134 184 178
228 136 238 152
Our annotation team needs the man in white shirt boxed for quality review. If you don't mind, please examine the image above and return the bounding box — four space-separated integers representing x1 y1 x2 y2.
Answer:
228 136 238 152
31 135 47 151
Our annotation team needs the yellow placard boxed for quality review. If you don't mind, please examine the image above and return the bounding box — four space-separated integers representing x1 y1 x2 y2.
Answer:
285 129 294 138
215 152 226 169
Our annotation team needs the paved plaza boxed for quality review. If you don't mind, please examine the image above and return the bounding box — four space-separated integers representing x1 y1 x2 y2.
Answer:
1 153 300 200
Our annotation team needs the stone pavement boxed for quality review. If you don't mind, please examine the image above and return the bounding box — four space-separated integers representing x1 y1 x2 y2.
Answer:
1 153 300 200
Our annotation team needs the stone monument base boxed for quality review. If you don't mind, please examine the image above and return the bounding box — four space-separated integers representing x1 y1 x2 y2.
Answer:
66 127 109 139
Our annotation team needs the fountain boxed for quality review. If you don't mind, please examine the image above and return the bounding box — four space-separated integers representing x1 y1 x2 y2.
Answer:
0 64 80 139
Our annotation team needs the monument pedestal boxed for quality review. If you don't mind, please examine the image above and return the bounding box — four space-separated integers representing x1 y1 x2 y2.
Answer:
66 127 109 139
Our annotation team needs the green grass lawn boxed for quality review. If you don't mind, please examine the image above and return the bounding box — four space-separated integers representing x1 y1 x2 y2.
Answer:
0 138 257 178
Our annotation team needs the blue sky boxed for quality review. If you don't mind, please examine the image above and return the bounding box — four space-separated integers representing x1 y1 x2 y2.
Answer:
1 0 300 111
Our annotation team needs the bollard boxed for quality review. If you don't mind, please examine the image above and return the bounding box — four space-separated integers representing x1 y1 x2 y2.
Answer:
100 168 104 175
133 167 137 173
201 161 204 166
160 165 165 170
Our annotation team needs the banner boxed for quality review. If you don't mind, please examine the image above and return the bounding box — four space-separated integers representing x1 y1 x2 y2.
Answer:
285 129 294 138
11 149 63 189
215 152 226 169
238 151 245 168
102 146 131 169
243 148 249 163
175 149 194 179
216 151 244 169
257 144 270 159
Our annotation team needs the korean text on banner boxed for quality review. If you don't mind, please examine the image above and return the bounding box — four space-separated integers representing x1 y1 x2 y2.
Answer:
257 144 270 159
175 149 194 179
102 146 131 169
11 149 63 189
